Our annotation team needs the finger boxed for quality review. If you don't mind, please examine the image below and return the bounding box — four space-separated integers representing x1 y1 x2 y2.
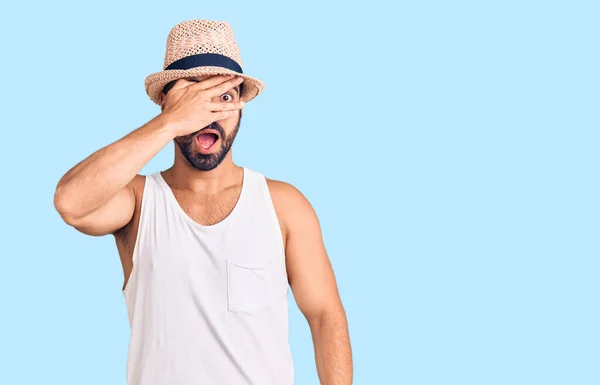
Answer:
167 76 232 99
189 74 237 91
203 76 244 98
162 79 194 107
208 101 246 112
212 110 239 121
168 78 194 93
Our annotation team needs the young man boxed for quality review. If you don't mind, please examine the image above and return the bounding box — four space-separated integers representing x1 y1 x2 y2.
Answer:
53 19 352 385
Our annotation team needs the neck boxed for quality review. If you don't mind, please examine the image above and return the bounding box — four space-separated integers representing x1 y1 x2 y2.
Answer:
164 153 242 194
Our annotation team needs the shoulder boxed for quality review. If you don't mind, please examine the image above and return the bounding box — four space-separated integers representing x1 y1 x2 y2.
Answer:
266 178 312 211
265 177 319 234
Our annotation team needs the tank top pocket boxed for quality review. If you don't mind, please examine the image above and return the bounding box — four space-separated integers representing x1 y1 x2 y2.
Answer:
227 259 274 314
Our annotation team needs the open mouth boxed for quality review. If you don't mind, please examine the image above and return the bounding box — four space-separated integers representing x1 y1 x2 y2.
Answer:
196 130 220 150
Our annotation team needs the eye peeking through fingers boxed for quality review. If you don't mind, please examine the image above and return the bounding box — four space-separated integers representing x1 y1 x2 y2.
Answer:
221 93 234 102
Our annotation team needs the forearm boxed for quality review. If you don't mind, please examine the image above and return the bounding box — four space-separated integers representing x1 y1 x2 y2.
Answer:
309 310 353 385
54 114 175 219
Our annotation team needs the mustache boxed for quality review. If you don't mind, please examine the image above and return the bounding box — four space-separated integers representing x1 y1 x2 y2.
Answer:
179 122 225 141
197 121 225 137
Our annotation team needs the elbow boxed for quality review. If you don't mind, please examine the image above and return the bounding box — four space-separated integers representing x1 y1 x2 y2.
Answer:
53 186 80 226
306 305 347 331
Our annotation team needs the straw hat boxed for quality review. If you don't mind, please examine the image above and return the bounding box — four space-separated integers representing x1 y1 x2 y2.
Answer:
144 19 264 105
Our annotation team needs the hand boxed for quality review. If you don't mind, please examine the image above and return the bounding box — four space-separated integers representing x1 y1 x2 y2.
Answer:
160 75 246 137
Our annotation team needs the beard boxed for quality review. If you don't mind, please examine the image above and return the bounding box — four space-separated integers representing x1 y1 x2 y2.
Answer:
174 116 241 172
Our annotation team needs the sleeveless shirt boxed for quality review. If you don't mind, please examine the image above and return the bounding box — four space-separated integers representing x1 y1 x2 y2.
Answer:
122 167 294 384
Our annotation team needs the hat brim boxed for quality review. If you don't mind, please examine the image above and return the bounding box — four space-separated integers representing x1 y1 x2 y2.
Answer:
144 66 264 105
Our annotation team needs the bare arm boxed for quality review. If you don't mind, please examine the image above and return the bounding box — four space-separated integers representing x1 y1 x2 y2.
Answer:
53 75 246 236
270 180 353 385
53 115 175 236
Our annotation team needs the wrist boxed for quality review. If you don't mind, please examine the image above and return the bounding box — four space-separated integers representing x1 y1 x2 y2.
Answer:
152 113 180 139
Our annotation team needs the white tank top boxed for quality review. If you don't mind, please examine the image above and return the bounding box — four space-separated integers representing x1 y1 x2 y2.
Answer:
122 167 294 385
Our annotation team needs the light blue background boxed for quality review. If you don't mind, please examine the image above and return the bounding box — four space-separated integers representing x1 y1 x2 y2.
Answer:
0 1 598 384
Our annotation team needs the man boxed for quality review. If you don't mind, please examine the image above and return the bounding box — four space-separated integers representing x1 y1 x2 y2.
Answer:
53 19 352 385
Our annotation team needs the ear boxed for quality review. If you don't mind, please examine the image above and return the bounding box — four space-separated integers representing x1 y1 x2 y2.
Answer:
159 93 165 110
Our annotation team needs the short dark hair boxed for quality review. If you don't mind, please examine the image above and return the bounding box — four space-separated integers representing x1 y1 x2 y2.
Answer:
162 79 244 98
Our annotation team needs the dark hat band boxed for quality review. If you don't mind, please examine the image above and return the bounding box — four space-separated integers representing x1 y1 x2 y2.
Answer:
165 53 243 74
